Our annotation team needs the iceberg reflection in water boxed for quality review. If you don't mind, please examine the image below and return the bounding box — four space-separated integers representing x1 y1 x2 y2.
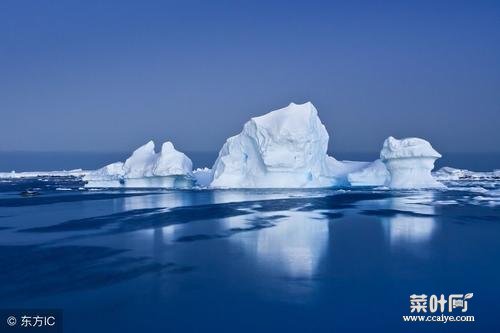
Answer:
233 211 329 279
382 193 437 246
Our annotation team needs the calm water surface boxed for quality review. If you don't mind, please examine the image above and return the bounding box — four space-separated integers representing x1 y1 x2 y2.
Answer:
0 175 499 332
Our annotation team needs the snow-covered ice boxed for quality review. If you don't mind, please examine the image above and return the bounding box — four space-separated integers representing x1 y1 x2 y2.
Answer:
84 141 193 188
346 137 444 189
211 102 353 188
121 141 157 178
380 136 444 189
211 103 444 189
154 142 193 176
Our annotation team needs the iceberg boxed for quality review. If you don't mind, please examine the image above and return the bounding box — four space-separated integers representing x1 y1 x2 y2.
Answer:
346 137 445 189
210 102 413 188
380 136 443 189
84 141 193 188
1 101 460 192
210 102 344 188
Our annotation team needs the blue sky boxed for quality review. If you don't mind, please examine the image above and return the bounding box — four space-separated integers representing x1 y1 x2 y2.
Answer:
1 0 499 153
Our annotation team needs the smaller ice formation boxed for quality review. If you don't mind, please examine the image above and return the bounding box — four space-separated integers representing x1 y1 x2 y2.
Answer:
434 167 500 181
0 169 87 179
380 136 443 189
346 137 445 189
84 141 193 188
210 102 339 188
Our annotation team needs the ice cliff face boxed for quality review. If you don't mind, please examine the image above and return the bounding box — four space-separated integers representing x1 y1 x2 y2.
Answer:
380 136 443 189
84 141 192 188
210 102 338 188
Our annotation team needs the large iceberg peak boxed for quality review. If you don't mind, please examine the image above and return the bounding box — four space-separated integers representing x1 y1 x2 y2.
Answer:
246 101 329 172
380 136 443 189
250 101 325 142
211 101 336 188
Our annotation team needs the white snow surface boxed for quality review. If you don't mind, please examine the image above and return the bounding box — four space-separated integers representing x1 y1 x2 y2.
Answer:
155 142 193 176
211 102 352 188
380 137 443 189
122 141 157 178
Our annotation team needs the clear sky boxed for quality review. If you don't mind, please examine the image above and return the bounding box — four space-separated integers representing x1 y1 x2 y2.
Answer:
1 0 499 154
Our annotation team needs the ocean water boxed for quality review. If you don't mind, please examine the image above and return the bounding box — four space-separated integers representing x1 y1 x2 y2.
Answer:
0 173 499 332
0 151 499 332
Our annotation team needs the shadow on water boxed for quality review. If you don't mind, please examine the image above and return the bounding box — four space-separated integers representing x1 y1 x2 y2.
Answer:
361 209 437 218
21 205 252 234
0 192 161 207
0 244 193 301
458 215 500 222
20 192 396 236
317 212 343 219
175 214 287 242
